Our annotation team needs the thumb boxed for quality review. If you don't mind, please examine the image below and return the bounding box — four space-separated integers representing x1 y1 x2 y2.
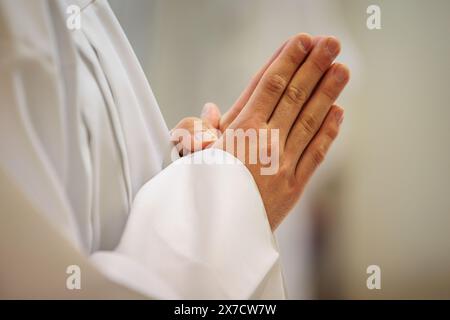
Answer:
201 102 221 130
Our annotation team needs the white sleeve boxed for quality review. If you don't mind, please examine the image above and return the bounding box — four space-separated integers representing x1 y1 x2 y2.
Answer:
0 1 142 298
0 166 146 299
1 144 284 299
0 0 284 299
90 149 285 299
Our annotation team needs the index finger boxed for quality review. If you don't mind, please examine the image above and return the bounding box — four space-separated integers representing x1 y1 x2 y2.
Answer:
220 41 289 131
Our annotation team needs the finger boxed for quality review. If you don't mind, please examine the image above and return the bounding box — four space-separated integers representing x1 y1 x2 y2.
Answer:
241 33 313 122
269 36 341 141
295 105 343 182
220 36 324 130
176 130 218 155
285 63 349 164
220 41 287 130
177 129 218 154
171 118 218 154
312 35 324 46
201 102 222 129
192 129 218 151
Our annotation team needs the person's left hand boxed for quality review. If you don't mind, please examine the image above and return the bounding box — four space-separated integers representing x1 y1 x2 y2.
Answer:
170 102 222 156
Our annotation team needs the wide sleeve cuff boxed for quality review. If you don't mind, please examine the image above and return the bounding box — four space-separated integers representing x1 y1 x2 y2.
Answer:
90 148 285 299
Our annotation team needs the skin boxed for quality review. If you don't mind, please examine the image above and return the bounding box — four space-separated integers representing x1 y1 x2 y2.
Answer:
171 115 219 156
172 33 349 230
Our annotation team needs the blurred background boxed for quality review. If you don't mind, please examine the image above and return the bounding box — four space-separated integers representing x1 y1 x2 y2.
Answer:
109 0 450 299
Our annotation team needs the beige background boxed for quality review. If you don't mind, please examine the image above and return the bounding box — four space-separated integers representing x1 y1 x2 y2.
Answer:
110 0 450 299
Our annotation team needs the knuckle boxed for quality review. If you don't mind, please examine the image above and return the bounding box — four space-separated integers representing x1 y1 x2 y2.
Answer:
278 163 290 177
326 126 339 140
285 85 308 105
299 113 319 136
311 145 327 167
278 164 295 184
284 49 301 66
310 57 327 74
320 85 337 101
264 74 288 95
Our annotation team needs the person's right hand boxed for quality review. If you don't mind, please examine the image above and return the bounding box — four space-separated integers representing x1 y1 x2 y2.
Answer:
211 33 350 230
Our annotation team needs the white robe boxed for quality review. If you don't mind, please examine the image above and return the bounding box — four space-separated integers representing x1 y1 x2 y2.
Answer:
0 0 285 299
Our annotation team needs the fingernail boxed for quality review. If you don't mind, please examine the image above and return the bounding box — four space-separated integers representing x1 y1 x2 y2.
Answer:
325 37 340 56
336 109 344 125
195 130 218 142
299 35 311 53
334 65 348 83
201 103 213 118
204 130 218 141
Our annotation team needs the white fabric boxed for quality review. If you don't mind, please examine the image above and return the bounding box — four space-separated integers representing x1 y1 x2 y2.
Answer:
0 0 285 299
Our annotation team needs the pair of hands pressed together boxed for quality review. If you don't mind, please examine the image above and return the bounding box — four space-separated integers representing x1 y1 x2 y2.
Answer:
172 33 350 230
